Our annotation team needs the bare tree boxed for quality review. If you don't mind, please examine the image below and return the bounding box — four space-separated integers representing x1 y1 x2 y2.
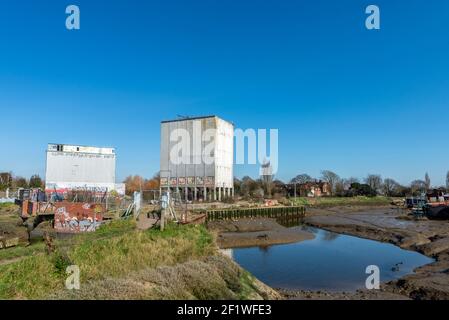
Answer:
13 176 28 189
364 174 383 194
240 176 259 197
411 180 427 196
345 177 360 185
0 172 13 191
343 177 360 189
321 170 340 196
383 178 399 196
425 172 431 191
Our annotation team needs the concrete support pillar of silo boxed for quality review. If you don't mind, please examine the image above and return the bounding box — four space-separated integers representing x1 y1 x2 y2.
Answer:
214 188 217 201
231 188 234 198
185 187 188 201
194 187 198 201
218 187 222 201
204 187 207 202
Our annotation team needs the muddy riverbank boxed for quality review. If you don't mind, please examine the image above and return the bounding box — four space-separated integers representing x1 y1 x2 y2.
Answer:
291 205 449 300
207 218 315 249
209 205 449 300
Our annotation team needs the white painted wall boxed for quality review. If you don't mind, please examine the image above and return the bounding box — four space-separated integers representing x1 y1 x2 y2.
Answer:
45 144 118 193
160 116 234 189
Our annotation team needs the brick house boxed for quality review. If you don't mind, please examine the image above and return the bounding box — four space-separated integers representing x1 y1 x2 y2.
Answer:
298 180 331 197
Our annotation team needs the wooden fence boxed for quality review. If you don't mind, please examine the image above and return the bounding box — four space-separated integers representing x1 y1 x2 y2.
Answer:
205 206 306 222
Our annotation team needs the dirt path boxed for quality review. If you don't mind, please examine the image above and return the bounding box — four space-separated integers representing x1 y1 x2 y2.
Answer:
0 256 26 266
208 218 315 249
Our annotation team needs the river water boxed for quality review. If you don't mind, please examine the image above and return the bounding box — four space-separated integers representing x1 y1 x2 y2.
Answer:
228 226 433 292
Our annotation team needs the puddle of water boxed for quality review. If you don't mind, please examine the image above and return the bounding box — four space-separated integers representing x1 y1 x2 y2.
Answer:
228 227 433 292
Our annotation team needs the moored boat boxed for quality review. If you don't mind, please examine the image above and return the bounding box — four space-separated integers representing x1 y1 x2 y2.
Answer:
422 190 449 220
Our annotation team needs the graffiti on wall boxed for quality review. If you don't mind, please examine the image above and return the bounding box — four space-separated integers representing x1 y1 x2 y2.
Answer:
54 202 104 233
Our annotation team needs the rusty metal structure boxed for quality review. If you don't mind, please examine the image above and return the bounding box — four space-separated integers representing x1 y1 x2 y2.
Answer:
15 188 108 233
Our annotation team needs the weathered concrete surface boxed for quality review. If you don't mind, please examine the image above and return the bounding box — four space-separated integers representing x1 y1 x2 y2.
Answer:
290 206 449 300
208 218 315 249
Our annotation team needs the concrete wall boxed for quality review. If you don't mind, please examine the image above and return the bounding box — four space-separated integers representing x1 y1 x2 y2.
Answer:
160 116 234 194
215 117 234 188
45 144 117 193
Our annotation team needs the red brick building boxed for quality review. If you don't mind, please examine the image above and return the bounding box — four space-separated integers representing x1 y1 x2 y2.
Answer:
298 180 331 197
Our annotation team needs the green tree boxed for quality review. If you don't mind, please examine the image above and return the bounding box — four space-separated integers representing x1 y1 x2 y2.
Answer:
290 174 313 184
29 174 44 188
350 183 376 197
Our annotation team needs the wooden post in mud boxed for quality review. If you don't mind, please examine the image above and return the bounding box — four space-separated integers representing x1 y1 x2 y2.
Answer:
160 208 165 231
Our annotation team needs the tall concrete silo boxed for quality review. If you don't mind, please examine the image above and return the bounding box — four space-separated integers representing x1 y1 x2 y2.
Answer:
160 115 234 201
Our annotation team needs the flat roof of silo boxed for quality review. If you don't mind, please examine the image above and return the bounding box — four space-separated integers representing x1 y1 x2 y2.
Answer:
161 115 233 125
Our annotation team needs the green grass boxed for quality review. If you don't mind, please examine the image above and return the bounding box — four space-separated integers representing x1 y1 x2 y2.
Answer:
0 254 62 299
0 241 45 261
0 220 216 299
0 202 16 209
290 196 393 207
0 219 273 300
53 255 267 300
0 203 19 219
291 197 310 206
238 270 259 299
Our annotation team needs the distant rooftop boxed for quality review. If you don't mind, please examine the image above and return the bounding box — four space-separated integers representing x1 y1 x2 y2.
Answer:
47 143 115 155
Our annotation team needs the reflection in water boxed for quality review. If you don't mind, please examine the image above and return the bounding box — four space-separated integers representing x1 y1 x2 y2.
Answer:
258 246 271 253
321 231 340 242
275 214 304 228
231 227 433 292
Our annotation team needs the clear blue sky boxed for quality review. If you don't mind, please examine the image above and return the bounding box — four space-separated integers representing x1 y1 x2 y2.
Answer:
0 0 448 186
